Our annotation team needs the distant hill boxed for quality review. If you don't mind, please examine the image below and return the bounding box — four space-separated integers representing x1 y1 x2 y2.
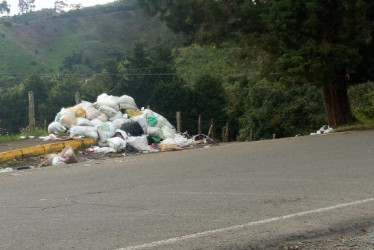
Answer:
0 0 176 79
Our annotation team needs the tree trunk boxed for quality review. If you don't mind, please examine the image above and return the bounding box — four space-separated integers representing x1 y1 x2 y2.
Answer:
323 82 355 128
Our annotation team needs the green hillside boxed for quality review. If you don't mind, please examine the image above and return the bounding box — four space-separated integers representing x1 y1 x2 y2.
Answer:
0 0 176 78
0 24 45 76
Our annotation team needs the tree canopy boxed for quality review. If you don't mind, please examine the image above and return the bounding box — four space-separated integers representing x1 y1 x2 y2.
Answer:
18 0 35 14
138 0 374 128
0 1 10 15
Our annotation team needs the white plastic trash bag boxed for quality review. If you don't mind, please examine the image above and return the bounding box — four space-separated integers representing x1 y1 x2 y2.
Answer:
91 118 102 127
109 111 124 121
76 117 94 127
97 122 116 143
173 134 193 147
52 156 66 166
48 121 66 134
97 147 116 154
143 109 174 129
97 93 119 103
118 94 137 109
98 105 118 118
51 146 78 166
70 126 98 139
147 127 162 137
115 129 128 140
96 113 109 122
79 101 101 120
161 126 176 139
55 108 77 128
95 93 120 111
131 114 148 133
310 125 334 135
107 137 127 152
112 117 130 129
127 135 152 151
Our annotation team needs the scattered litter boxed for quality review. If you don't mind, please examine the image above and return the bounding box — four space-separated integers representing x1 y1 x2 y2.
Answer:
310 125 333 135
39 134 61 141
17 166 33 171
0 168 13 173
20 136 26 139
39 146 78 167
193 134 214 144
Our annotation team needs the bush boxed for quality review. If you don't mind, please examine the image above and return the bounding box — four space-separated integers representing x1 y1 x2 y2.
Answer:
238 80 326 141
3 20 12 27
349 82 374 121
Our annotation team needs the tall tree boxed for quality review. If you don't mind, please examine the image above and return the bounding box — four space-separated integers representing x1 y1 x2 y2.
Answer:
116 42 153 107
54 0 68 13
266 0 373 127
0 1 10 15
138 0 267 43
18 0 35 14
139 0 374 128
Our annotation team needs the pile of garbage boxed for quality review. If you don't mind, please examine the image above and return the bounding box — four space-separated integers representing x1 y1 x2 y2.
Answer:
45 93 198 165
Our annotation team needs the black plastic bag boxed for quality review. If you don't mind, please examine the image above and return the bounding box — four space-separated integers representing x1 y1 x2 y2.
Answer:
120 122 144 136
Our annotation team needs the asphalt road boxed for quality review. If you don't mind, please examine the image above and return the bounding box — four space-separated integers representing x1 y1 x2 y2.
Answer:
1 130 374 250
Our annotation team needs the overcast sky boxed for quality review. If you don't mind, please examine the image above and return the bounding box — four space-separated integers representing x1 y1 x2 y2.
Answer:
6 0 117 15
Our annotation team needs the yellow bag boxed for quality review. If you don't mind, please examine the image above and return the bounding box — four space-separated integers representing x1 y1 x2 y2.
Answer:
125 108 140 118
159 143 183 152
70 106 86 118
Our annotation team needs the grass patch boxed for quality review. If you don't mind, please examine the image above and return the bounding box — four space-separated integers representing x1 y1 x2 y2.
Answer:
334 123 374 132
0 134 20 143
334 116 374 132
0 127 46 143
20 127 46 137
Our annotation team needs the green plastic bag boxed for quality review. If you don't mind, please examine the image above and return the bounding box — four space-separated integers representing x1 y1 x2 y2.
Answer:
150 136 162 142
147 116 158 127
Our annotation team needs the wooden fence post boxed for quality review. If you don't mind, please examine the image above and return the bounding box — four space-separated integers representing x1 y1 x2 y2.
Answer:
176 111 181 133
198 115 202 134
28 91 35 129
207 118 215 140
222 122 229 142
75 91 81 105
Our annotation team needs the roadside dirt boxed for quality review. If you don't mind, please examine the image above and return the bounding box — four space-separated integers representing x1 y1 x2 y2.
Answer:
273 225 374 250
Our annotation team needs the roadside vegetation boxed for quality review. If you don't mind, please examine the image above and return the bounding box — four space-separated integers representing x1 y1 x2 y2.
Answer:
0 0 373 142
0 127 45 143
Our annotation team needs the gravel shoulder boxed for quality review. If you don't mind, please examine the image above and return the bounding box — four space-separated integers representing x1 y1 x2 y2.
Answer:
275 224 374 250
